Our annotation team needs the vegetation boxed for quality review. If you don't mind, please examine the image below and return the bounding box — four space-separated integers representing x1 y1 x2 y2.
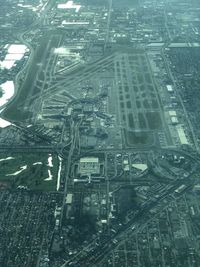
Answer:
0 152 59 191
3 33 61 122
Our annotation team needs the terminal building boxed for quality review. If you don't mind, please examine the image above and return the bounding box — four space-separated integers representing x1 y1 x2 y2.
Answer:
78 157 100 175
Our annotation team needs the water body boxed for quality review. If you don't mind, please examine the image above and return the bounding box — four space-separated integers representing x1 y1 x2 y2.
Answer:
57 156 62 191
0 157 14 162
6 165 27 176
45 169 53 181
47 154 53 167
0 81 15 107
0 81 15 128
45 154 54 181
0 44 28 126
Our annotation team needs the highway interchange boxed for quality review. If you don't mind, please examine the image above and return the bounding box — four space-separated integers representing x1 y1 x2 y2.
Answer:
1 0 200 267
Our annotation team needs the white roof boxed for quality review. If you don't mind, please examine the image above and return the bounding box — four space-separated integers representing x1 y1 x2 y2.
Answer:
80 157 99 163
66 193 73 204
176 125 188 144
171 117 178 123
8 44 27 54
132 164 148 171
58 1 81 12
167 85 173 91
169 110 177 116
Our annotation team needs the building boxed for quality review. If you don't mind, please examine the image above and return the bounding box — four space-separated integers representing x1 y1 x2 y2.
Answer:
176 125 189 145
57 1 81 13
78 157 100 175
167 85 173 92
66 193 73 204
168 110 178 124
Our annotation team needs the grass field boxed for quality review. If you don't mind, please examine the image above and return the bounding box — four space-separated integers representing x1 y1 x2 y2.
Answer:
0 152 59 191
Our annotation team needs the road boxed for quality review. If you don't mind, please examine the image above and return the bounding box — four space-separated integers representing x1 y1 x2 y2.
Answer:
61 173 194 267
60 117 81 223
105 0 113 49
161 48 199 151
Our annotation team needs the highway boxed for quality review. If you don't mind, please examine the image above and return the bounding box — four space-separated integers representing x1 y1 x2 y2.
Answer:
60 117 81 223
105 0 112 49
0 2 199 266
161 48 199 151
60 169 195 267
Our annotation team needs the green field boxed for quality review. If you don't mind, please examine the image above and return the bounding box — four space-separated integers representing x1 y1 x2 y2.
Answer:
0 153 59 191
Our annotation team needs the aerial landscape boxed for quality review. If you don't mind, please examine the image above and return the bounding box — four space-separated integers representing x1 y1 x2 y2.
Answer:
1 0 200 266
